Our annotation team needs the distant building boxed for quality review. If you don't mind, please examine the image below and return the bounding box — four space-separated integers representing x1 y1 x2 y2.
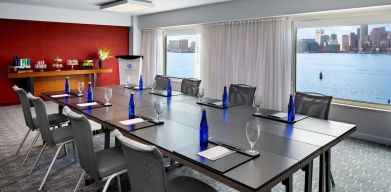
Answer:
315 29 324 45
297 39 319 53
168 40 180 51
339 35 349 52
359 25 369 49
325 44 340 53
320 35 330 51
179 39 189 51
190 41 196 50
370 27 386 48
349 32 358 51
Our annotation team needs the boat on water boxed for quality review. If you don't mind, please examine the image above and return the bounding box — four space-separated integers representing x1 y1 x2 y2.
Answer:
319 71 323 80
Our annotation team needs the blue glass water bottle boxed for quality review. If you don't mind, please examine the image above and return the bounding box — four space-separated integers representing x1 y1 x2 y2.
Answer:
222 86 229 107
200 109 208 145
128 93 135 119
167 79 172 97
287 95 295 122
139 75 143 89
64 77 70 94
87 82 93 102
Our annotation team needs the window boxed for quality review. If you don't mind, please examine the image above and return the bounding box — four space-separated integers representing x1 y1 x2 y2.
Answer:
295 22 391 106
164 28 197 78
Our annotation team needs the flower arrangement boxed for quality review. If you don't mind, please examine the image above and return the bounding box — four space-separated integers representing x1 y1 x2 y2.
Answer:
97 47 113 68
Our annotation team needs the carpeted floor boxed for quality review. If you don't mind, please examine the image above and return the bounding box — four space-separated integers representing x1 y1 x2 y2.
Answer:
0 102 390 192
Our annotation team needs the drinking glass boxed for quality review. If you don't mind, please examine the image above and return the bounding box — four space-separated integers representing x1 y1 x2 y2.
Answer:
151 80 157 92
198 87 204 102
125 75 131 87
245 121 261 155
104 88 112 105
154 100 164 121
253 96 262 115
77 82 84 96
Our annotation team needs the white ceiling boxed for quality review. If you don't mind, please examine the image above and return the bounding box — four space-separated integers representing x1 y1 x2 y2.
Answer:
0 0 232 15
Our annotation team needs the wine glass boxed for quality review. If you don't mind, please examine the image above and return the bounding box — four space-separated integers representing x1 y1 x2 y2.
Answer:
104 88 112 105
125 75 131 88
77 82 84 96
154 100 164 122
245 121 261 155
253 96 262 115
198 87 204 102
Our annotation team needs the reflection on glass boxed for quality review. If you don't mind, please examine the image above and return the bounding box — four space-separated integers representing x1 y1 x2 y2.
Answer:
198 87 204 102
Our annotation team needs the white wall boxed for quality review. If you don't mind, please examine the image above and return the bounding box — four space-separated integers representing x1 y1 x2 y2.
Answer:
0 2 132 26
136 0 391 146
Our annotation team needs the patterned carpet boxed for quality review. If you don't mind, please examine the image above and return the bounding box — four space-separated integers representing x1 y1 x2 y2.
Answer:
0 102 390 192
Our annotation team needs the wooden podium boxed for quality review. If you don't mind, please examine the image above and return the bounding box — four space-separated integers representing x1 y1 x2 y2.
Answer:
8 69 112 96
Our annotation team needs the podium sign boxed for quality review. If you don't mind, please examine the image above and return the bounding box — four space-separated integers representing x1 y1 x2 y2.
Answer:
117 56 143 85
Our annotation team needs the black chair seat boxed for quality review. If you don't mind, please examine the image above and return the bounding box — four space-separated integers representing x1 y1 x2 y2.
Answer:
96 147 126 178
51 125 74 144
33 113 69 129
167 176 217 192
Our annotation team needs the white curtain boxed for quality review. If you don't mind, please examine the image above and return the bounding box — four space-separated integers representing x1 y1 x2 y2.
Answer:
141 29 163 86
199 17 292 111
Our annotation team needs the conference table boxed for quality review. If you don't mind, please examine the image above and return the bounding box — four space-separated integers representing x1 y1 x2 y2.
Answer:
42 85 356 192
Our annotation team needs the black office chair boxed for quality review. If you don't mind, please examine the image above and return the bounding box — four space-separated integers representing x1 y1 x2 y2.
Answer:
155 75 170 90
65 107 126 192
228 84 256 106
114 129 217 192
181 78 201 96
294 92 335 188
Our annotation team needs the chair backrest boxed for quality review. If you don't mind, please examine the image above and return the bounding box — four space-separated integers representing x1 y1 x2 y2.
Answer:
181 78 201 96
64 107 99 181
155 75 169 90
294 92 333 120
12 85 35 130
27 94 54 146
114 130 168 192
228 84 256 106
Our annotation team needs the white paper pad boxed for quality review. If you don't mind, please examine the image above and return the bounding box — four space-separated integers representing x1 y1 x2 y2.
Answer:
51 94 69 98
133 86 140 89
197 146 235 161
77 102 98 107
119 118 145 126
270 112 288 119
212 101 223 106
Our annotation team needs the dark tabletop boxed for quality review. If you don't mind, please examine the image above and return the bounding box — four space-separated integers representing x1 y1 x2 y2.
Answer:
42 86 356 191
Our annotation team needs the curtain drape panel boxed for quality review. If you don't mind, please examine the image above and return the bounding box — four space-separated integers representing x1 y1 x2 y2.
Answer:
141 29 163 86
199 17 292 111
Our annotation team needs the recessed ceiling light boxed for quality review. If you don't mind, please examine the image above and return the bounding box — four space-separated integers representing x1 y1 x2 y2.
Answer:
100 0 154 13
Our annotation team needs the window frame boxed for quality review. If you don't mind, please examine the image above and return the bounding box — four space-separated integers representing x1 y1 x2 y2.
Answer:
291 9 391 111
162 27 198 80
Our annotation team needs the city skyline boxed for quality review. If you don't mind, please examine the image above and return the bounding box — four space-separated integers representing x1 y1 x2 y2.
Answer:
298 24 391 39
297 24 391 53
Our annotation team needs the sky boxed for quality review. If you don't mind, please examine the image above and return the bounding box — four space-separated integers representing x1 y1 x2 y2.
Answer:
297 24 391 39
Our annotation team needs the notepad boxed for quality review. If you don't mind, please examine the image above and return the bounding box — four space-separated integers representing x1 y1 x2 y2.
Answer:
270 112 288 119
197 146 235 161
77 102 98 107
51 94 69 98
119 118 145 125
212 101 223 106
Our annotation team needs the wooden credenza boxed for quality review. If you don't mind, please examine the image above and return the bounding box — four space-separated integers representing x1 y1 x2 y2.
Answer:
8 69 112 96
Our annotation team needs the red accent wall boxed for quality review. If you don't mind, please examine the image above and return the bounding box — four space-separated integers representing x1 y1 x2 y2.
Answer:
0 19 130 106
